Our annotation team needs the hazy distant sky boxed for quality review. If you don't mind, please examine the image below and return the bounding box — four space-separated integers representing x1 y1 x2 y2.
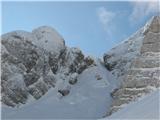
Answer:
2 1 159 57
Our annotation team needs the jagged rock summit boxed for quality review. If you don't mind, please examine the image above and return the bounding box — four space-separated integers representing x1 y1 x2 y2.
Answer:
1 26 95 107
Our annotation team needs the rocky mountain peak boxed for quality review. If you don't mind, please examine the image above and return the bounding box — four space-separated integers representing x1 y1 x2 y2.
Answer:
104 16 160 115
1 26 95 107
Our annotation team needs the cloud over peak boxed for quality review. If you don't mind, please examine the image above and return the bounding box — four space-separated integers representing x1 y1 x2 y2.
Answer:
97 7 115 27
97 7 116 41
129 0 159 24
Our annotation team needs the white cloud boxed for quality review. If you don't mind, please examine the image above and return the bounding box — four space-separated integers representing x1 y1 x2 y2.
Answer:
97 7 116 39
130 0 159 23
97 7 115 26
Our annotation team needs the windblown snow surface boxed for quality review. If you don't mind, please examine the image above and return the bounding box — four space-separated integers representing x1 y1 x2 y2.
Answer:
2 89 160 119
101 89 160 120
2 60 118 119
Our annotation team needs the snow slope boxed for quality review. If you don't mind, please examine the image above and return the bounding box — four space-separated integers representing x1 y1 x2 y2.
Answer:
101 89 160 119
2 60 118 119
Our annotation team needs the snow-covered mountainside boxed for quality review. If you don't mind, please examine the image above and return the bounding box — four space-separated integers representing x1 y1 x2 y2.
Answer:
104 16 160 114
2 61 118 119
1 26 117 119
1 26 96 107
1 16 160 119
101 89 160 119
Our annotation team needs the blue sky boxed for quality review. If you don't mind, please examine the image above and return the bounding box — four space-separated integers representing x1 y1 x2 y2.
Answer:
2 1 159 57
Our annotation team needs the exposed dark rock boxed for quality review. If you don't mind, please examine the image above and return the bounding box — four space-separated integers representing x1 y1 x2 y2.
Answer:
24 72 40 87
58 89 70 96
48 55 58 74
95 74 103 80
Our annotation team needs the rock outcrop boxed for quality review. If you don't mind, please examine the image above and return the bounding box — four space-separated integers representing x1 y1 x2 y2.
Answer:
1 26 94 107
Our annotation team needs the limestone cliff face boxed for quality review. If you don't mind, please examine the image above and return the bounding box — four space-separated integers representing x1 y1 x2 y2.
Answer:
105 16 160 114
